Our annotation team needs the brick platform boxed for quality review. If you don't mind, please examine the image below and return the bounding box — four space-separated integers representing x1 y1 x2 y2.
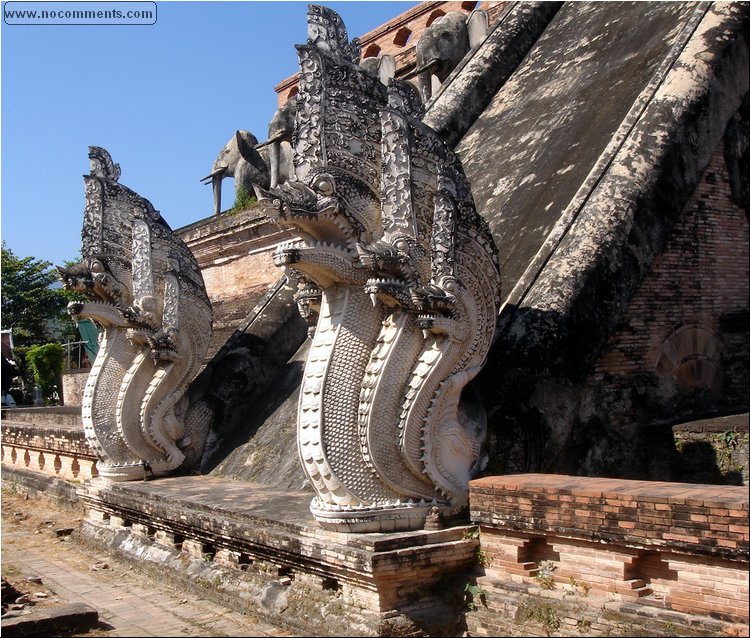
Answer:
72 476 478 637
469 474 749 632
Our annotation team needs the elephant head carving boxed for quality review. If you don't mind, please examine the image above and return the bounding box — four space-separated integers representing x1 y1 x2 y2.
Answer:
360 53 396 85
410 10 487 103
202 130 270 215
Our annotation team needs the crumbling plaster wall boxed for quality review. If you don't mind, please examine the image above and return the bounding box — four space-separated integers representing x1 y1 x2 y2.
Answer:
458 1 700 299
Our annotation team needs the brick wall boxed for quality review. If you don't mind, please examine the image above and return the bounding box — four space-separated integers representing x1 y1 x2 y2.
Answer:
275 1 509 106
177 207 288 305
590 139 749 425
471 474 748 559
176 206 293 358
469 474 749 630
1 420 99 480
1 422 94 459
527 135 750 479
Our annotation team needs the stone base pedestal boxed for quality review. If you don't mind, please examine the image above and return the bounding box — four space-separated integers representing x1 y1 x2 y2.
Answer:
77 476 479 637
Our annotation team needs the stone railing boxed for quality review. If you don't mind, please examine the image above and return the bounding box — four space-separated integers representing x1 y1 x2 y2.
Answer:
1 409 98 481
467 474 749 635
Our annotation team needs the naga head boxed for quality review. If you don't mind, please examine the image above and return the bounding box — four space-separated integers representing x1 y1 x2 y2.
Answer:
255 166 379 288
359 236 425 309
255 6 387 291
58 256 132 327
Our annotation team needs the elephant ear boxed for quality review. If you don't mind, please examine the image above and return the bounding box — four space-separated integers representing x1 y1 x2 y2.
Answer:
236 130 259 163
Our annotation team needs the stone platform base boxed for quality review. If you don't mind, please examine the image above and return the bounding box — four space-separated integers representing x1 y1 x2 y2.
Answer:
76 476 479 637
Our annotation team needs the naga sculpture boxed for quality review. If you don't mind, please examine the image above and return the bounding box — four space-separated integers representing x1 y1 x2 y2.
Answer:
58 147 213 481
255 6 502 532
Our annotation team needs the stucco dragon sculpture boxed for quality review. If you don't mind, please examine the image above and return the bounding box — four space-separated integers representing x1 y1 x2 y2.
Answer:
58 147 212 481
255 6 502 532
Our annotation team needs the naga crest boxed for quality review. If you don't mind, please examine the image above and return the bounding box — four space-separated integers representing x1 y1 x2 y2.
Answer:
58 147 212 481
255 6 502 532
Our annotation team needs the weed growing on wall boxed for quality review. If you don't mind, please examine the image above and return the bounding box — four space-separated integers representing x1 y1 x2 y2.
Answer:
463 583 487 611
535 560 557 589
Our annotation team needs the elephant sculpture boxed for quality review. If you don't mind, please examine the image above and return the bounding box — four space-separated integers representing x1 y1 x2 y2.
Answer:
264 99 297 189
360 53 396 85
409 10 488 103
202 130 270 215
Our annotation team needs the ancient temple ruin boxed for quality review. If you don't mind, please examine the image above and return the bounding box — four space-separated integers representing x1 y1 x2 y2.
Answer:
2 2 748 636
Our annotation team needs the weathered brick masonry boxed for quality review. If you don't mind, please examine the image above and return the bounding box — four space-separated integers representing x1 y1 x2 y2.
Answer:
590 139 749 430
468 474 749 635
175 207 291 359
1 411 98 481
527 131 750 480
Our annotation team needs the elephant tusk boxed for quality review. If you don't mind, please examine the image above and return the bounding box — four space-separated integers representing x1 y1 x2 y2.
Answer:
253 139 273 150
200 167 226 184
401 59 439 80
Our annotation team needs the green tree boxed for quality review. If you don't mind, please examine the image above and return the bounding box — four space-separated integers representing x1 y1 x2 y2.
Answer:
1 242 69 347
25 342 65 403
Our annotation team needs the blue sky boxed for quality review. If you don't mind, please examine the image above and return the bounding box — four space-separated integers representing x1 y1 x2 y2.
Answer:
1 0 418 267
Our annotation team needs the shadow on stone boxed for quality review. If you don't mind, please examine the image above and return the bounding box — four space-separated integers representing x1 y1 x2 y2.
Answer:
0 602 99 637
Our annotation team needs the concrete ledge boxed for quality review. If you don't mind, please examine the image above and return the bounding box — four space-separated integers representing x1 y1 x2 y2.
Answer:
0 602 99 637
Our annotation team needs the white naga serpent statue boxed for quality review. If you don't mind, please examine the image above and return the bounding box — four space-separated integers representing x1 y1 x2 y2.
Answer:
255 6 502 532
59 147 212 481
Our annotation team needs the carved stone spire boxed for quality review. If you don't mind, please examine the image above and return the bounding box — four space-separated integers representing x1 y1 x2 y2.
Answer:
306 4 361 64
88 145 121 181
59 148 212 482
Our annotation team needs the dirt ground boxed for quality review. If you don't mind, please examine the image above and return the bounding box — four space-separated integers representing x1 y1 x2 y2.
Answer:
2 486 89 618
1 484 290 637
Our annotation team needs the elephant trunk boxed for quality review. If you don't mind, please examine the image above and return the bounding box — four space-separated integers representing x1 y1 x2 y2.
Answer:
201 167 227 216
212 172 223 216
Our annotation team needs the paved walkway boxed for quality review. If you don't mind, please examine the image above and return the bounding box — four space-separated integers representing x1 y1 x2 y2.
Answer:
1 489 291 637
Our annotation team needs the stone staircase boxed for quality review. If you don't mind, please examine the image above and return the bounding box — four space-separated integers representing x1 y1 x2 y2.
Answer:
205 288 272 361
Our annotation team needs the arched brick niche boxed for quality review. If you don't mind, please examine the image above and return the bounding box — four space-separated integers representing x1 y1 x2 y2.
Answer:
655 323 723 393
426 10 446 26
393 26 412 47
363 43 381 58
